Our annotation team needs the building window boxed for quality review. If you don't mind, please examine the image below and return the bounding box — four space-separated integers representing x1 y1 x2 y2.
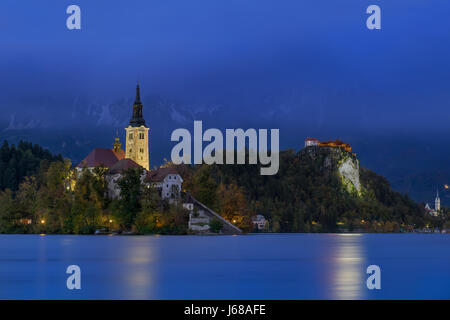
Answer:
129 133 133 139
139 133 144 139
140 148 144 153
129 149 132 153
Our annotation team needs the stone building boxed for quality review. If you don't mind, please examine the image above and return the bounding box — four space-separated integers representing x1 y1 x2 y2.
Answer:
252 214 268 231
106 158 145 199
125 82 150 171
425 189 441 216
145 167 183 200
184 193 242 234
76 145 125 172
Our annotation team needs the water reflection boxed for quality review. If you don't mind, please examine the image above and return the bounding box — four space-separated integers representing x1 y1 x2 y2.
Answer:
330 234 366 300
121 242 158 299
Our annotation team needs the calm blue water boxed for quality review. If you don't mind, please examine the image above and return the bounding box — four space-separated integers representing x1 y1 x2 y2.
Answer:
0 234 449 300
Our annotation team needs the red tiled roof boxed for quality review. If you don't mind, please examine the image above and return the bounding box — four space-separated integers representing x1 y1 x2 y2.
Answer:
108 158 142 174
145 167 179 182
76 148 125 168
305 137 319 142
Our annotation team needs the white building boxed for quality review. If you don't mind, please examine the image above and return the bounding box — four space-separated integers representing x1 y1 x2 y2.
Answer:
304 137 319 147
145 167 183 200
252 214 267 231
105 158 146 199
184 193 242 234
435 189 441 212
425 189 441 216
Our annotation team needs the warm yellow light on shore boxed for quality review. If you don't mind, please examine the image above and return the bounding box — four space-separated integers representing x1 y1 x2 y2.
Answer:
40 219 45 224
445 184 449 189
109 219 113 223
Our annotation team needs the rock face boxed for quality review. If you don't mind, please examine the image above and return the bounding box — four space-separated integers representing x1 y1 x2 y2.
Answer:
300 146 361 195
338 157 361 194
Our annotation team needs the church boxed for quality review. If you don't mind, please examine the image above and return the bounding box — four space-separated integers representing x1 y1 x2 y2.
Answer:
125 82 150 170
76 83 182 200
75 83 241 234
425 189 441 216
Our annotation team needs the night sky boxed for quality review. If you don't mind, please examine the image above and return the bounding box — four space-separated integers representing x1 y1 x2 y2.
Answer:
1 0 449 133
0 0 450 205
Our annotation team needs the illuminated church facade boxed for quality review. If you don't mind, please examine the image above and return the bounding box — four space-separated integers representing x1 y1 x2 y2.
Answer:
425 189 441 216
125 83 150 170
77 83 149 171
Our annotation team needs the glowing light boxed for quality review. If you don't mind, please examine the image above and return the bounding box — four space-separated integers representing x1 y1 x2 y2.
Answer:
109 219 113 223
445 184 449 189
40 219 45 224
332 234 366 299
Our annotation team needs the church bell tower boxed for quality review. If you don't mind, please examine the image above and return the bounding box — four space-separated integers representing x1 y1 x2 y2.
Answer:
435 189 441 212
125 82 150 170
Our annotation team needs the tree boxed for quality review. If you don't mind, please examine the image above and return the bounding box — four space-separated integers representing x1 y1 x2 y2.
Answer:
35 160 72 233
216 183 250 223
70 168 104 234
209 218 223 234
189 165 218 209
134 184 162 234
116 167 144 230
0 189 16 233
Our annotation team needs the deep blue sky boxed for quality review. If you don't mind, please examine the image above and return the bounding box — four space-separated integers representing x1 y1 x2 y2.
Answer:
0 0 449 139
1 0 449 204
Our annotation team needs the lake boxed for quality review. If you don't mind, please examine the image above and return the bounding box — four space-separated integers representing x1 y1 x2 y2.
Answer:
0 233 449 299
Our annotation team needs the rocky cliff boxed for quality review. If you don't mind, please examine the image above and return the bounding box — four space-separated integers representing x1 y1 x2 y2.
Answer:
300 146 361 196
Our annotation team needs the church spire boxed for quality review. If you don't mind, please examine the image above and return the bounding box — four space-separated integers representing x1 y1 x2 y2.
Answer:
435 187 441 212
135 81 141 104
113 129 121 152
129 82 146 127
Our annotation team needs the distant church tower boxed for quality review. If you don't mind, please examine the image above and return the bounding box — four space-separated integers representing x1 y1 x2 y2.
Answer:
113 130 122 152
435 189 440 212
125 82 150 170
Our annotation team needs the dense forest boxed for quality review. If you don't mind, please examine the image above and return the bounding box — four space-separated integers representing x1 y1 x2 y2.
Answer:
0 159 188 234
180 148 448 232
0 140 63 191
0 141 447 234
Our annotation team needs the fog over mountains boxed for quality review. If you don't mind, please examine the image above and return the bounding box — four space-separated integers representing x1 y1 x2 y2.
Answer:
1 92 449 207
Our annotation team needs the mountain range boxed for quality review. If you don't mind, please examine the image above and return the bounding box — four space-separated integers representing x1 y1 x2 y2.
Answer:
1 93 448 207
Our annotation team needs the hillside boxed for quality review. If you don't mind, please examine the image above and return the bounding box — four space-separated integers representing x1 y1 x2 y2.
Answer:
181 147 441 232
0 140 63 192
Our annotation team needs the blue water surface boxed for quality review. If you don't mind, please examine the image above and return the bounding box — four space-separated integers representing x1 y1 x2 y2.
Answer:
0 234 449 299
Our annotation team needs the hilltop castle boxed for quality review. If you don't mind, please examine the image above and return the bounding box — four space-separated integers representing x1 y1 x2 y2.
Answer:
304 137 354 155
